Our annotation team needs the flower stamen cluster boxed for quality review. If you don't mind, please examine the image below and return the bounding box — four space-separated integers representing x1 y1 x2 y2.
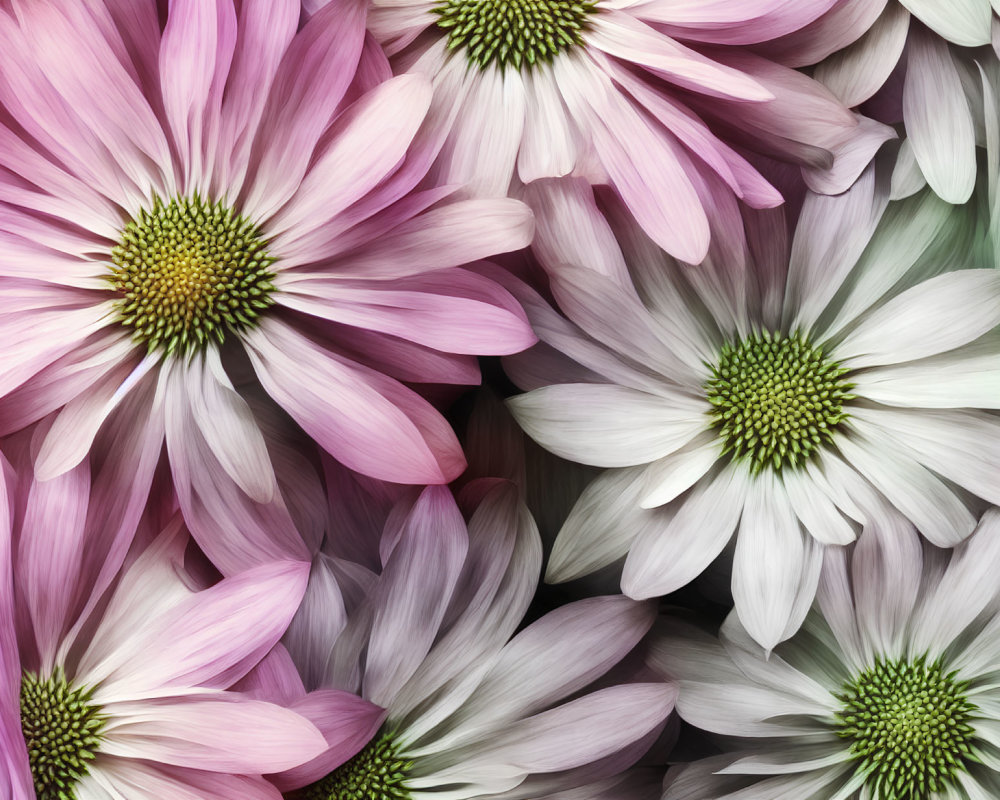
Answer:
704 331 854 473
433 0 596 70
835 656 977 800
20 669 106 800
295 733 412 800
109 195 275 354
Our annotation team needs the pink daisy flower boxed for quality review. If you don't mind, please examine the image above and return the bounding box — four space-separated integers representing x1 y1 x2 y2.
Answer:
273 480 675 798
308 0 894 263
0 0 536 574
0 452 353 799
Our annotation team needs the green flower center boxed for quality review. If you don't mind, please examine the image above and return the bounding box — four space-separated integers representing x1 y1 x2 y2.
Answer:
20 669 106 800
704 331 854 473
835 657 977 800
292 733 412 800
109 195 276 354
433 0 596 71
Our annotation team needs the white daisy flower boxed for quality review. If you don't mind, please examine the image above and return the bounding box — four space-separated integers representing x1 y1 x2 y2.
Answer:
503 165 1000 649
653 510 1000 800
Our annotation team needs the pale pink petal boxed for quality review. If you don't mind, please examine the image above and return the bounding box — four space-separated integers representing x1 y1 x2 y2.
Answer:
633 0 839 45
321 197 534 279
34 352 155 481
363 486 468 707
101 694 326 773
391 481 543 737
553 55 709 263
434 65 526 197
216 0 299 193
421 685 674 790
245 320 465 484
522 178 630 286
160 360 313 574
587 12 773 101
813 2 909 107
423 596 656 755
95 758 284 800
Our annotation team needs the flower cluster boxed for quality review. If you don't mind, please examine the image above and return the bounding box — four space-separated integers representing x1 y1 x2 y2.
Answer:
1 1 999 799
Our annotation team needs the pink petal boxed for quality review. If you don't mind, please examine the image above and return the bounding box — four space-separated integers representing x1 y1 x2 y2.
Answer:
240 0 368 221
0 456 32 797
587 11 773 101
159 0 237 190
160 358 312 575
326 197 535 279
216 0 299 192
267 73 431 245
269 690 386 791
553 55 709 264
17 461 90 670
245 320 465 484
390 481 543 733
277 268 535 356
82 559 310 697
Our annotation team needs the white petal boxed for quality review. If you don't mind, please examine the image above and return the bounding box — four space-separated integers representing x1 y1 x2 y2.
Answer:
545 467 662 584
507 383 707 468
836 270 1000 369
899 0 991 45
622 463 747 599
835 432 976 546
785 163 887 333
814 2 909 107
732 473 815 650
902 27 977 203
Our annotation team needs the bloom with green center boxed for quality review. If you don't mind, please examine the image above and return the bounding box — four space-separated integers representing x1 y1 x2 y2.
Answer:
505 167 1000 649
0 0 536 576
270 482 676 799
108 195 276 355
654 510 1000 800
0 454 331 799
354 0 890 266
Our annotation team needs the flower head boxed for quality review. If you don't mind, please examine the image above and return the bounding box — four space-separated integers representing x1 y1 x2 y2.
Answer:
654 510 1000 800
0 0 536 575
0 452 331 799
275 480 675 798
321 0 898 264
504 168 1000 649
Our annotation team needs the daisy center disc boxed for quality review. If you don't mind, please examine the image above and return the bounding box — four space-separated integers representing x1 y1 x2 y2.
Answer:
704 331 854 473
292 733 412 800
433 0 596 71
20 669 106 800
835 656 977 800
109 195 276 354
